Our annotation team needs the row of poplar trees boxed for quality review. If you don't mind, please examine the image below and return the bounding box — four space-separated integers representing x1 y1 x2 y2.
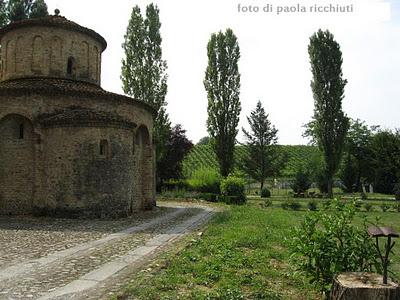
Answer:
120 3 349 198
204 28 349 198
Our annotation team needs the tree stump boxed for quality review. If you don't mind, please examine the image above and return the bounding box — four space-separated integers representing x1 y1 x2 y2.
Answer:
331 272 400 300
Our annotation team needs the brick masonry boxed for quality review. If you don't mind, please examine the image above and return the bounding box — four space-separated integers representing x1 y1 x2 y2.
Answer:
0 15 156 218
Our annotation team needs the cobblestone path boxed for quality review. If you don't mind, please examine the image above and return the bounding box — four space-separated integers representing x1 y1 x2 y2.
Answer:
0 203 214 300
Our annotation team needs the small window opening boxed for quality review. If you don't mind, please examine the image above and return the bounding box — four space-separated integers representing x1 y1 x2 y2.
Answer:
100 140 109 157
67 57 75 76
19 123 24 139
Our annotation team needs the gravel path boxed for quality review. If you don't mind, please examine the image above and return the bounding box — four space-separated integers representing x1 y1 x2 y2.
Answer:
0 202 214 300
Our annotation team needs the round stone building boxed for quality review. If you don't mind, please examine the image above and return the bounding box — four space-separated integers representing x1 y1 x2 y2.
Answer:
0 14 156 217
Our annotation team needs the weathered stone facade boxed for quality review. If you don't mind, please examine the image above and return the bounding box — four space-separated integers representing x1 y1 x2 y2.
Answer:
0 15 156 218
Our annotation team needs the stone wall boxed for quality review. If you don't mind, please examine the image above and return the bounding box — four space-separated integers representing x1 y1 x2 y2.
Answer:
0 114 35 214
0 26 103 84
0 92 155 217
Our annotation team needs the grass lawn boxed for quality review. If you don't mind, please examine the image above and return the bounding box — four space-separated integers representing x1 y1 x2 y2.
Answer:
115 198 400 300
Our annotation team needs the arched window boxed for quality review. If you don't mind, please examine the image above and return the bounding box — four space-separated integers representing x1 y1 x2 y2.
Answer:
99 139 109 158
19 123 24 139
67 56 75 76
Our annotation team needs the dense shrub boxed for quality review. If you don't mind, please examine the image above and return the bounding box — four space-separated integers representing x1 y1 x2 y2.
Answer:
288 199 379 293
354 200 363 211
360 192 368 200
162 179 190 191
261 188 271 198
307 200 318 211
187 168 222 194
261 198 273 208
281 199 301 210
394 183 400 201
220 176 246 205
380 203 391 212
198 193 218 202
291 168 312 194
364 202 373 212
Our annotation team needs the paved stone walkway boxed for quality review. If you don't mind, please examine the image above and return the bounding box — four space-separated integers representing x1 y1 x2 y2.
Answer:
0 203 214 300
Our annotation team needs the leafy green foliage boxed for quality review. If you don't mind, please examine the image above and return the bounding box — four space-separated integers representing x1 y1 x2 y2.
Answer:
197 136 210 145
308 29 349 197
369 129 400 194
240 101 286 191
205 29 241 177
307 200 318 211
288 199 378 292
282 199 302 210
157 124 193 189
121 4 170 185
380 203 391 212
183 144 320 178
342 119 375 192
0 0 8 26
187 168 221 194
340 153 358 193
220 176 246 204
1 0 47 23
261 187 271 198
394 183 400 201
29 0 47 18
291 168 312 194
364 202 373 212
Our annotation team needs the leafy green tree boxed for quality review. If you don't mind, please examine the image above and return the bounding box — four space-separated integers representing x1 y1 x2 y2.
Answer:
370 129 400 194
340 153 358 193
204 28 241 177
7 0 31 22
343 119 375 191
29 0 48 18
308 29 349 198
121 4 170 183
291 168 312 194
157 124 193 187
197 136 210 145
0 0 8 26
240 101 285 191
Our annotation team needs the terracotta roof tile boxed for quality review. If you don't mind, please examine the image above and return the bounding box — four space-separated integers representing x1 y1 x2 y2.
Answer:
0 77 157 116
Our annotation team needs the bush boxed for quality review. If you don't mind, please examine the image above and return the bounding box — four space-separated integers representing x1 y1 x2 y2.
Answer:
291 169 312 194
187 168 222 194
162 179 189 191
261 198 273 208
198 193 218 202
394 183 400 201
282 199 302 210
308 200 318 211
220 176 246 205
364 202 373 212
288 199 379 293
380 203 391 212
261 188 271 198
354 200 363 210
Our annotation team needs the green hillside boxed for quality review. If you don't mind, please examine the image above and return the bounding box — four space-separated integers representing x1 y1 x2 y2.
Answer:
182 144 320 178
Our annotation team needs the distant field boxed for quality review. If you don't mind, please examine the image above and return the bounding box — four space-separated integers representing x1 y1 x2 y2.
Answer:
183 144 320 178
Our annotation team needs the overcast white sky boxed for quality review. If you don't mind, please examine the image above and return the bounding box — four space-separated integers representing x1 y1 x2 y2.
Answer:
46 0 399 145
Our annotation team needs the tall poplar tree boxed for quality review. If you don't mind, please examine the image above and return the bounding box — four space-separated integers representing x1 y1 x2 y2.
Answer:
29 0 48 18
121 4 170 183
204 28 241 177
0 0 7 26
7 0 29 22
309 29 349 198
